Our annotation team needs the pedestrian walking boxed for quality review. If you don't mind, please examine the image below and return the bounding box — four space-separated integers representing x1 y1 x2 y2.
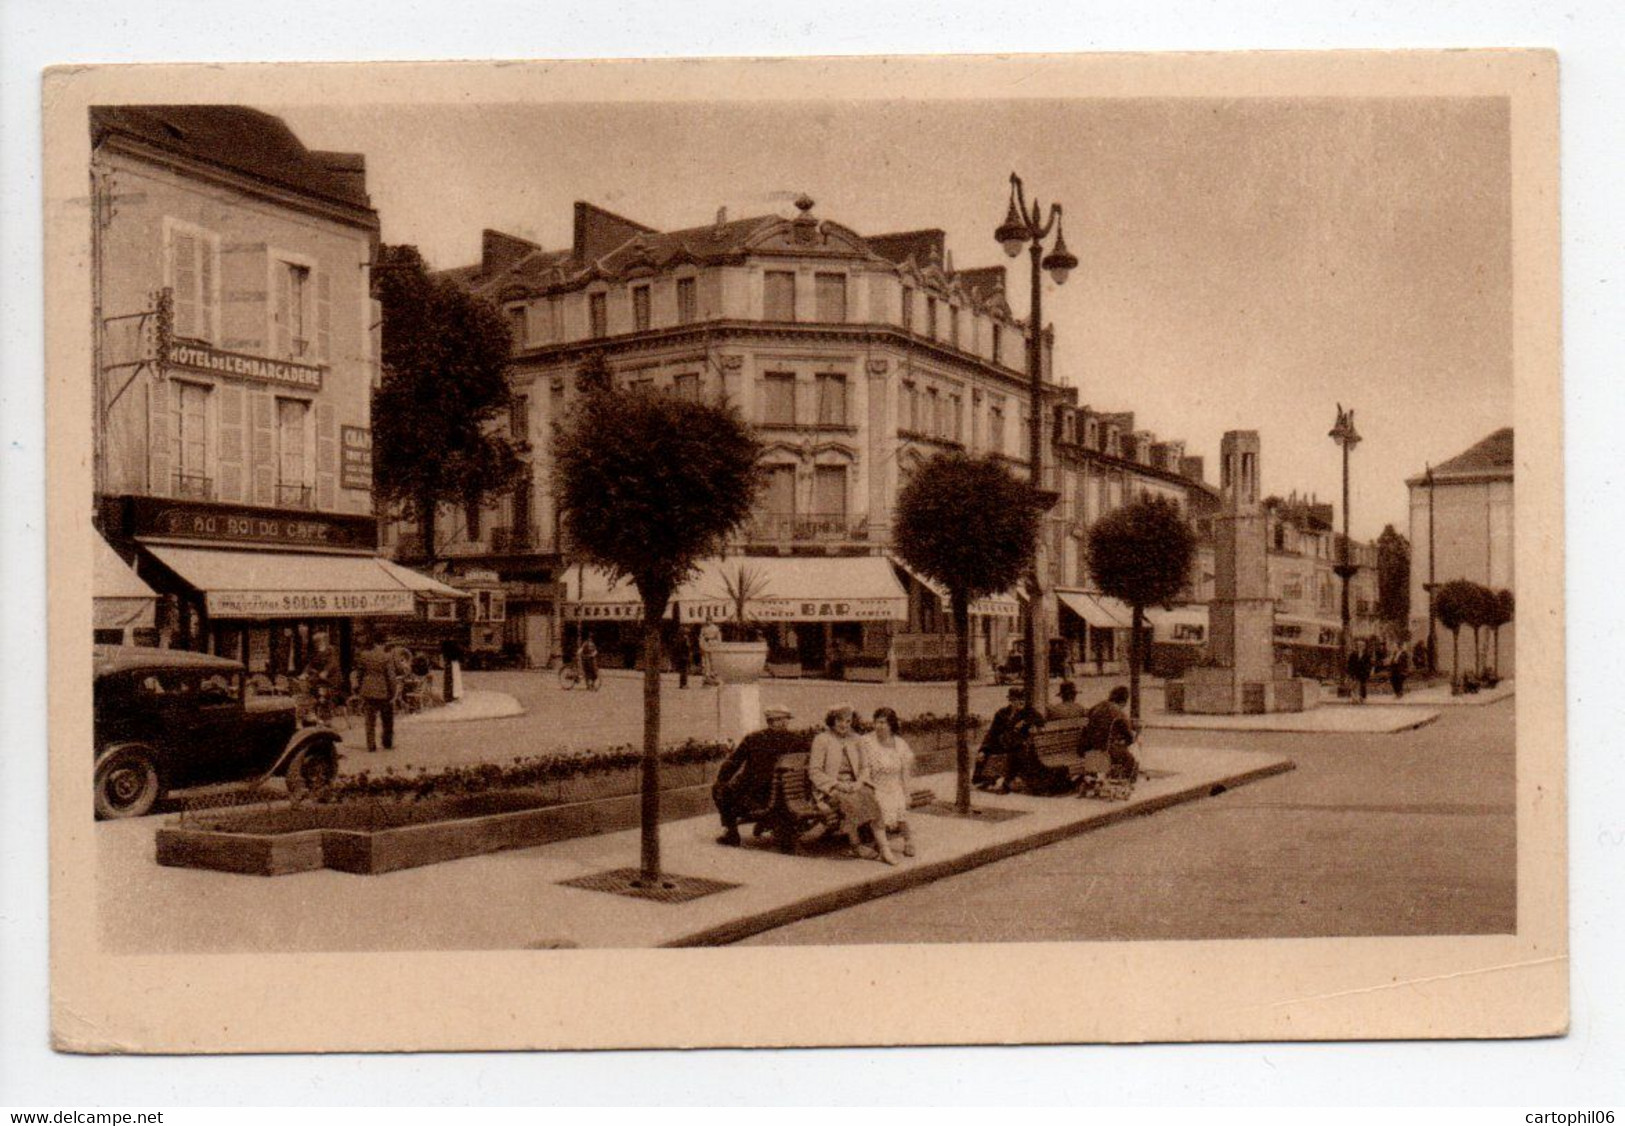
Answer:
354 629 398 752
1389 647 1410 699
699 619 722 685
1347 645 1371 703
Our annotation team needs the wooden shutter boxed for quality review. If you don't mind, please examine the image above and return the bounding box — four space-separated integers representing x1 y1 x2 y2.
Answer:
274 264 292 358
199 237 216 342
316 402 337 511
217 385 246 502
171 232 199 340
220 242 267 354
250 391 275 505
316 269 332 363
149 379 172 495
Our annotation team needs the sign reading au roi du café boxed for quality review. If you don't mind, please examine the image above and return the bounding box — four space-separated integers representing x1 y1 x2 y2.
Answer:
114 496 378 552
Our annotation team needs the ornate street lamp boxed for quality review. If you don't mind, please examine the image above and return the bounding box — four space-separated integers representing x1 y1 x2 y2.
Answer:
1329 404 1362 694
995 172 1078 713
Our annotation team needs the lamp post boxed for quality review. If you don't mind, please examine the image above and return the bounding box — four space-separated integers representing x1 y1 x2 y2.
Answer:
1329 405 1362 695
995 172 1077 714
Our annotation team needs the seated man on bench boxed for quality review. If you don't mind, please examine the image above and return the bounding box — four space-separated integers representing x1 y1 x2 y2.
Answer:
712 706 806 846
1079 685 1140 790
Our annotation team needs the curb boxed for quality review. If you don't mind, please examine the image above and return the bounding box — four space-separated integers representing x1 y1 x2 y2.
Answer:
661 756 1297 947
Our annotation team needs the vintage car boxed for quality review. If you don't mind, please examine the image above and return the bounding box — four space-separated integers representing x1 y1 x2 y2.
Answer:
93 645 342 819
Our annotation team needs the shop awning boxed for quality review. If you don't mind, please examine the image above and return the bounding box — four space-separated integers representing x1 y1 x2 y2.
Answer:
1145 604 1208 643
145 545 416 619
887 557 1021 619
95 535 158 629
689 556 908 622
1055 589 1132 629
377 559 470 600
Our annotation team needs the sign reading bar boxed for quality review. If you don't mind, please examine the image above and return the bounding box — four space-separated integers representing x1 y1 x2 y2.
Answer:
123 495 378 551
752 598 906 622
169 342 325 391
341 426 373 491
206 589 414 619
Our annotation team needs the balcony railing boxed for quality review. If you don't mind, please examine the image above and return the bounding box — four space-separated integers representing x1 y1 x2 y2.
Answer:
172 472 213 501
746 511 868 543
276 482 314 509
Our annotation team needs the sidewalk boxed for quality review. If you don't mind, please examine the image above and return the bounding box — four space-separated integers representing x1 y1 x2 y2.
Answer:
98 744 1293 952
1324 678 1514 708
1145 705 1441 735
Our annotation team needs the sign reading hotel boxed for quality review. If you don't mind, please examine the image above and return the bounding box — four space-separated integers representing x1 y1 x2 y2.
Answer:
169 342 324 391
206 589 413 618
340 426 373 491
566 601 729 623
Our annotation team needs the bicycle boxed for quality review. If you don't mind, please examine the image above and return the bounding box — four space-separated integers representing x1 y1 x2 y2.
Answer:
557 656 600 691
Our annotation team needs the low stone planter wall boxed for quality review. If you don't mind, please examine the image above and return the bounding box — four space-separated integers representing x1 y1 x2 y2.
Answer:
156 761 719 878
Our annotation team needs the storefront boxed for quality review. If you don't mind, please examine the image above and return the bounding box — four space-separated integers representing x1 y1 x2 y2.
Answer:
98 495 451 680
1055 588 1133 676
888 558 1020 681
560 555 909 678
93 533 158 646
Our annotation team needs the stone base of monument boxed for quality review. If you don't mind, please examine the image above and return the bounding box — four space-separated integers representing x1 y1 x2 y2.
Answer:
715 682 762 744
1166 665 1321 714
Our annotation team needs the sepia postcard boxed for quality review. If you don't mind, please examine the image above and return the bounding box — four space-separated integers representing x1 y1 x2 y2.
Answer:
44 50 1563 1053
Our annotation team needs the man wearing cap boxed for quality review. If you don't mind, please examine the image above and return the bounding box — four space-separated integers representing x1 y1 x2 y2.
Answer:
711 705 807 846
973 685 1033 790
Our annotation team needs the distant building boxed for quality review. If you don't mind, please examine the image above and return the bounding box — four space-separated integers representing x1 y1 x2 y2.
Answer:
1407 427 1515 677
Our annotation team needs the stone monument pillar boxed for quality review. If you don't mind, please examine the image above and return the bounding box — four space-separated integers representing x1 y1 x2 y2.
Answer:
1168 430 1318 714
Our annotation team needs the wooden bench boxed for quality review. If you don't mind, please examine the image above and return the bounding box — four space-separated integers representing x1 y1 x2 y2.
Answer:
739 752 934 854
981 717 1137 800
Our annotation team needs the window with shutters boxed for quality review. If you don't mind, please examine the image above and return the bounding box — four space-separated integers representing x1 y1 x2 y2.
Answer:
547 296 564 342
165 221 219 344
949 305 960 347
901 285 914 331
951 394 963 442
815 372 847 426
989 403 1005 454
171 381 213 498
926 296 938 339
632 285 651 331
276 398 313 507
814 273 846 322
273 260 314 359
676 277 697 324
763 271 797 321
992 323 1003 365
510 394 529 443
926 387 941 437
507 304 529 350
589 292 607 338
762 372 796 426
813 465 847 520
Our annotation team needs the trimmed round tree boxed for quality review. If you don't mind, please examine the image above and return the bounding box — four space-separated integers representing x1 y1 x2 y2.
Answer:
1433 578 1479 692
1087 495 1197 721
553 386 762 883
893 453 1042 814
1487 588 1515 679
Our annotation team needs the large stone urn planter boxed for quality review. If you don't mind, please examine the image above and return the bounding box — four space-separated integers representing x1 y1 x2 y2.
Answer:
708 639 768 684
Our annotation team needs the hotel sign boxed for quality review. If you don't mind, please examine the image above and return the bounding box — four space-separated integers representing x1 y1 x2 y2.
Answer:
169 342 324 391
123 496 377 551
565 600 729 623
206 589 413 619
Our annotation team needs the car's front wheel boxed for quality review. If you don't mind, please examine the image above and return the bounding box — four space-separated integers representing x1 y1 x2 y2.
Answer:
284 739 338 801
94 746 162 819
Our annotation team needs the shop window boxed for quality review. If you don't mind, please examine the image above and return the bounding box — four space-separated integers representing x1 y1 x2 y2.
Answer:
762 372 796 426
632 285 651 331
166 221 219 344
589 292 607 339
427 600 458 622
763 271 797 321
814 273 847 322
815 372 847 426
676 277 697 324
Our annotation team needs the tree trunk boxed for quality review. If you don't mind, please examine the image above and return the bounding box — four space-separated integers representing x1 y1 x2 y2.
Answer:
638 601 665 884
953 590 972 816
1493 627 1501 679
1451 628 1461 694
1129 604 1145 721
418 492 438 564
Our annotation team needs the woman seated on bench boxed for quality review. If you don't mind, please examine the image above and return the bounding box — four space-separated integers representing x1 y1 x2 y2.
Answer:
808 705 897 865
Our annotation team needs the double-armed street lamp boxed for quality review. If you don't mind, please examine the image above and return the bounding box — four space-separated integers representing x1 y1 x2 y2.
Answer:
995 172 1079 713
1329 404 1362 694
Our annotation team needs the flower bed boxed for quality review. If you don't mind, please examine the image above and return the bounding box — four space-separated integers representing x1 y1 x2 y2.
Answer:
155 716 983 877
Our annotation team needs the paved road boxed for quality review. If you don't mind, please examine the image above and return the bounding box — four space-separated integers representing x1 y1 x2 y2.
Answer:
739 698 1516 943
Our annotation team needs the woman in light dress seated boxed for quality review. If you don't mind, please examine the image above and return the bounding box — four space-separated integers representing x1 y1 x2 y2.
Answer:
863 707 916 859
807 705 896 865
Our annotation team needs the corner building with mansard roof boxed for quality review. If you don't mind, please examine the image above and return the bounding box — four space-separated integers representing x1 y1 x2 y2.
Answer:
410 196 1214 680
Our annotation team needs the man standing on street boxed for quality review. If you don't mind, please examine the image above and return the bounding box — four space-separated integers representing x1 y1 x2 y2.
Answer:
712 705 806 845
355 628 398 753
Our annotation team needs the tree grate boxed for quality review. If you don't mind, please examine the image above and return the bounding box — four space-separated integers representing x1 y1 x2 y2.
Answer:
558 868 741 904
